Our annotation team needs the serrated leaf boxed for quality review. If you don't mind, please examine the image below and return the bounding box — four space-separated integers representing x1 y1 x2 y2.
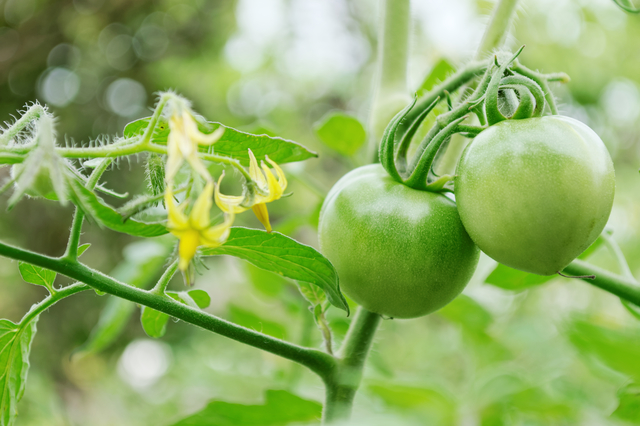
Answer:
314 112 366 156
417 58 456 95
18 263 56 292
140 306 169 338
612 383 640 423
124 118 317 166
170 389 322 426
484 234 606 291
201 227 348 315
67 178 167 238
77 243 91 257
0 318 37 426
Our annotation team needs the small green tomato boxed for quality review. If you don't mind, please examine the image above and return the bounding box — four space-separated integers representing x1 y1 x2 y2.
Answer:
318 164 480 319
455 115 615 276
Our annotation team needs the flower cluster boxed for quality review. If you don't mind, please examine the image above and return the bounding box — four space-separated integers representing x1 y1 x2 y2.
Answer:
164 104 287 274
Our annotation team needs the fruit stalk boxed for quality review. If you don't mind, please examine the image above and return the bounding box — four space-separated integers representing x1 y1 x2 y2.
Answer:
322 307 382 424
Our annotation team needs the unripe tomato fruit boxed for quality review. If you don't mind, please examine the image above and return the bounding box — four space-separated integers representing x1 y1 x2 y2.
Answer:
455 115 615 276
318 164 480 319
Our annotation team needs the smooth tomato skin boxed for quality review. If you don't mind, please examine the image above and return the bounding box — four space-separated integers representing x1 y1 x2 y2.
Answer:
319 164 480 319
455 115 615 276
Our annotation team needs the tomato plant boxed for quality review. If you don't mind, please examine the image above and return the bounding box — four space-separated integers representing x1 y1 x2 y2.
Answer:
319 164 479 319
2 0 640 425
455 115 616 276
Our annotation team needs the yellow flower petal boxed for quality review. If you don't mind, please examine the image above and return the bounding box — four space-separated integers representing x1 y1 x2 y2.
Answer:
201 212 234 246
265 156 287 191
189 181 214 230
214 172 249 214
165 185 189 231
252 203 272 233
178 229 201 271
260 162 283 202
248 149 267 190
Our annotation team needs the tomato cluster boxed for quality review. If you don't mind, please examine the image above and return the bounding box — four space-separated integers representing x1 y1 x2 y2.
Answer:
318 115 614 319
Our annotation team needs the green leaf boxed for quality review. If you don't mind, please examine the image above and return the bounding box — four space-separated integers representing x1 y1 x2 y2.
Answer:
67 178 168 238
201 227 348 315
124 118 317 166
140 306 169 338
18 263 56 292
77 243 91 257
314 112 366 156
567 318 640 381
485 264 554 291
485 234 606 291
367 381 455 424
438 295 492 332
74 240 171 357
169 389 322 426
228 305 287 339
0 318 37 426
296 281 326 307
417 59 456 95
168 289 211 309
612 383 640 423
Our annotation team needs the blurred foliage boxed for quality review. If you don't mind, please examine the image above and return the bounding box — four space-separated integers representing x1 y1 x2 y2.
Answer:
1 0 640 425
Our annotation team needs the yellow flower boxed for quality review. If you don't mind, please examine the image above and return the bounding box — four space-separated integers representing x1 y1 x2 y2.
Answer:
165 181 234 271
214 149 287 233
166 110 224 182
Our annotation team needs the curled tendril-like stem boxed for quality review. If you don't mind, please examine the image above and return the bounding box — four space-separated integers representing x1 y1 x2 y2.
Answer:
612 0 640 14
378 46 570 192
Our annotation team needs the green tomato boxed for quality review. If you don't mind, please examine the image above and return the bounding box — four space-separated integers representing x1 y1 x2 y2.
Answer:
455 115 615 276
318 164 480 319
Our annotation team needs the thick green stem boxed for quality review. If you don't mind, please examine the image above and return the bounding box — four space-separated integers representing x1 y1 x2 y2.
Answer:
475 0 520 59
0 240 336 377
323 307 382 423
368 0 412 161
563 260 640 307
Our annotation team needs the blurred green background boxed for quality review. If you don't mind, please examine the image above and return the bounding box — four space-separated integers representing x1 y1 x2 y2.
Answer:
1 0 640 425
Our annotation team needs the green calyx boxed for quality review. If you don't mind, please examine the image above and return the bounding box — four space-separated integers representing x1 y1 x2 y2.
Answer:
378 46 570 192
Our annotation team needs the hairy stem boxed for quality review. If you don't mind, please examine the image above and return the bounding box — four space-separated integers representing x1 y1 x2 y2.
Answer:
19 282 90 326
0 104 48 146
323 307 382 423
63 159 113 261
368 0 412 161
150 260 179 295
0 240 336 377
475 0 520 59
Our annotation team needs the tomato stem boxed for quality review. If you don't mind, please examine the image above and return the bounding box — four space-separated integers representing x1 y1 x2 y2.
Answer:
322 307 382 424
